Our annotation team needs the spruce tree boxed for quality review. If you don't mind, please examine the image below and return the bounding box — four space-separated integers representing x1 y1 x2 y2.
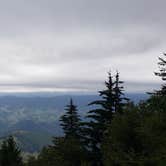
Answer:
154 53 166 95
88 72 115 123
114 71 129 114
60 98 81 138
83 72 115 166
0 136 23 166
83 71 128 166
47 99 85 166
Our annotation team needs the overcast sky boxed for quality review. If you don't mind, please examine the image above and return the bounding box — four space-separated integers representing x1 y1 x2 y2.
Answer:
0 0 165 93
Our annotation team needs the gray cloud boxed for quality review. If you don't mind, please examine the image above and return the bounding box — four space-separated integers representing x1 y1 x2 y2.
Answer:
0 0 164 93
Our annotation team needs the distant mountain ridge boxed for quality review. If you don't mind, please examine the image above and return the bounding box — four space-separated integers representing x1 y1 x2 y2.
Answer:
0 93 148 134
0 93 148 152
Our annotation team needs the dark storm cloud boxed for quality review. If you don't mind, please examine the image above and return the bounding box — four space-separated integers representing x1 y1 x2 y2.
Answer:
0 0 164 92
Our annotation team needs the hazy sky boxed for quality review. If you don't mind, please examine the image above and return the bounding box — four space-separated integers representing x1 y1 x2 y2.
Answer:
0 0 165 93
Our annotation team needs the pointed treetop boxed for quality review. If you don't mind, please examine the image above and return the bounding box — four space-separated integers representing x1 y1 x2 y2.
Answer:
70 98 73 106
60 98 81 138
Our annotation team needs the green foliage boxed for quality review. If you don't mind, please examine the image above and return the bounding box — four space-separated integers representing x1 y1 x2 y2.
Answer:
60 99 81 138
33 137 87 166
139 95 166 112
102 109 141 166
26 99 87 166
25 156 39 166
82 71 128 165
102 98 166 166
0 136 23 166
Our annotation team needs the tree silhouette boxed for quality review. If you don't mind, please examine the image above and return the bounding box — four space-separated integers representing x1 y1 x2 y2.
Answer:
114 71 129 114
0 136 23 166
154 53 166 95
82 71 128 166
60 98 81 138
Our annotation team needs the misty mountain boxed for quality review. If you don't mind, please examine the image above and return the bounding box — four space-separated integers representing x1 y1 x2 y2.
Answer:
0 93 148 152
0 93 148 134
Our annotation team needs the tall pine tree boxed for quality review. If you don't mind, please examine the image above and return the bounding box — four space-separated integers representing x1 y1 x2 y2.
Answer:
114 71 129 114
82 72 115 166
46 99 85 166
83 71 128 166
88 72 115 123
60 98 81 138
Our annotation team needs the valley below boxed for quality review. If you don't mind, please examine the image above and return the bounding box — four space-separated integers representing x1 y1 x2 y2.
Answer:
0 93 147 152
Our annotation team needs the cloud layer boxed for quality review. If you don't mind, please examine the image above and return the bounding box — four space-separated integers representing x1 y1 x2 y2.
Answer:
0 0 165 93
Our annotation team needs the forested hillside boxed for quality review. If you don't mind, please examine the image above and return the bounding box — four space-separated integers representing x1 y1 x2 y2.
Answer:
0 93 147 152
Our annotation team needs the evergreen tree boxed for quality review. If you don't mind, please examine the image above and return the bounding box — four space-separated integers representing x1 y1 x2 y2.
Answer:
25 156 39 166
114 71 129 114
102 102 166 166
36 137 88 166
34 99 86 166
87 72 115 144
82 71 127 166
83 72 115 166
0 136 23 166
154 53 166 95
88 72 115 124
60 99 81 138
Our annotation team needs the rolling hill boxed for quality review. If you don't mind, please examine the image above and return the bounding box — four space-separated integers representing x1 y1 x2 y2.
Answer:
0 93 148 152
